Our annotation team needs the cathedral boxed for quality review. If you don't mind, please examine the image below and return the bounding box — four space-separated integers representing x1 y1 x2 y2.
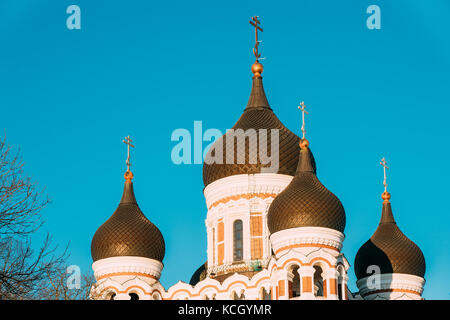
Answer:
89 17 426 301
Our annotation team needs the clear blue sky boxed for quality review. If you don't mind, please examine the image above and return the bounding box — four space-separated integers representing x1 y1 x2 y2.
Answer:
0 0 449 299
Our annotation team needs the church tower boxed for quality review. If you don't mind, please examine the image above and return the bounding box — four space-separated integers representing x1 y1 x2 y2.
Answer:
266 119 350 300
201 16 300 284
90 137 166 300
354 158 426 300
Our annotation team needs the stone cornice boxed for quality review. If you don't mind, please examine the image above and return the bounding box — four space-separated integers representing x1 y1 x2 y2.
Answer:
92 256 163 280
204 173 292 209
357 273 425 298
270 227 345 255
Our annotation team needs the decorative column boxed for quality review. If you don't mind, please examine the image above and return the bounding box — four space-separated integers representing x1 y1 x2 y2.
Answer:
243 214 251 261
206 224 213 264
323 269 339 300
224 216 231 264
262 213 270 260
296 268 302 298
272 284 276 300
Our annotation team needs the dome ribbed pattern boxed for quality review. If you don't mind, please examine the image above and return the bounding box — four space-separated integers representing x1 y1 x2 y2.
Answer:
189 262 207 286
354 201 425 280
267 147 346 234
91 182 165 262
202 76 300 186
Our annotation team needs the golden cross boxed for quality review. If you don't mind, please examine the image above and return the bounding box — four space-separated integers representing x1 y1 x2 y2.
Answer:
122 136 135 171
298 101 309 139
380 157 389 192
249 16 263 59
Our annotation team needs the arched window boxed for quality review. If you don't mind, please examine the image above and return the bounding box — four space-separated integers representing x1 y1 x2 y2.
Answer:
313 265 324 297
107 292 116 300
232 290 245 300
152 293 161 300
288 265 301 298
261 287 271 300
233 220 243 261
129 292 139 300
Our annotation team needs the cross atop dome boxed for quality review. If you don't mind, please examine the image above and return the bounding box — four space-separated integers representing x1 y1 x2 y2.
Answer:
380 157 390 201
249 16 263 60
123 135 135 182
298 101 308 139
249 16 265 78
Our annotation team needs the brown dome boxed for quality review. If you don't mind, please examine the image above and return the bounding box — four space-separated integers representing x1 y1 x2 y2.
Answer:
202 73 300 186
189 262 207 286
354 199 425 280
91 178 165 262
267 145 346 234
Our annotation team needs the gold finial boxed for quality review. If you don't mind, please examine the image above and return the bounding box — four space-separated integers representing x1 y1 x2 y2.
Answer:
251 61 264 78
250 16 264 78
299 138 309 150
124 170 134 183
380 157 390 201
122 136 135 182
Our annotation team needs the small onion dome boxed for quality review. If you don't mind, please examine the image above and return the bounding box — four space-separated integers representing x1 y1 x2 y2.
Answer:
189 262 207 286
202 62 300 187
91 171 165 262
267 140 346 234
354 192 425 280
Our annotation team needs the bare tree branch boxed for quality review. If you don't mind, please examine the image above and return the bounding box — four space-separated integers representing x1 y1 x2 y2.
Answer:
0 137 49 237
0 137 78 300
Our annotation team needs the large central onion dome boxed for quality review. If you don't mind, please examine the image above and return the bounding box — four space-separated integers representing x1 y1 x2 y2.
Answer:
91 170 165 262
354 192 425 280
202 62 300 187
267 140 346 234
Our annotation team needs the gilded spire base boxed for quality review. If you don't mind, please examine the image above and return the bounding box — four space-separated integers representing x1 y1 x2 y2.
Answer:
124 170 134 183
299 138 309 150
251 61 264 78
381 191 391 202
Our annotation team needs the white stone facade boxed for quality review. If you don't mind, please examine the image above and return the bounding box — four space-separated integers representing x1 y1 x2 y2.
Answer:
204 173 292 276
356 273 425 300
91 173 426 300
91 256 164 300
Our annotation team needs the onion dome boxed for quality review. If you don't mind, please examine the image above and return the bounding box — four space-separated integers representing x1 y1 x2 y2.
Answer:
91 170 165 262
354 191 425 280
202 61 300 186
267 139 346 234
189 262 207 286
